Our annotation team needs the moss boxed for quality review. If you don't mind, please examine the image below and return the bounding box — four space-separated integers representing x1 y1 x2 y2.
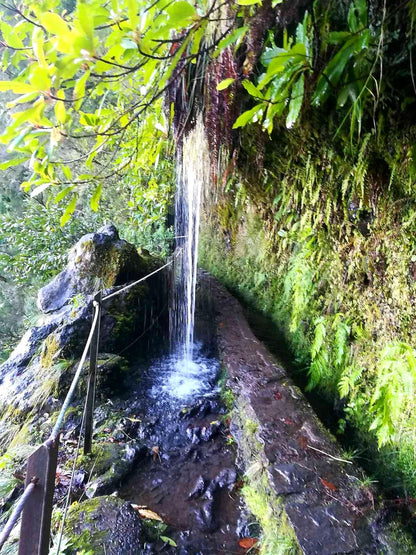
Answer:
200 160 416 494
229 397 300 554
245 418 259 435
40 333 61 369
242 484 300 555
76 442 121 477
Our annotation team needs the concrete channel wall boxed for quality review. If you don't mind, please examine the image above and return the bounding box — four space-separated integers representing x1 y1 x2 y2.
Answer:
200 272 411 554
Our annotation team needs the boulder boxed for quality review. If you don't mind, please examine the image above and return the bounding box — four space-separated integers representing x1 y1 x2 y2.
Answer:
64 496 143 554
37 224 157 314
0 226 168 445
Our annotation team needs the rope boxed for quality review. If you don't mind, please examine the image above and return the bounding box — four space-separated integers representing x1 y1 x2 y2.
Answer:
55 393 88 555
101 258 173 302
49 301 101 441
0 481 36 549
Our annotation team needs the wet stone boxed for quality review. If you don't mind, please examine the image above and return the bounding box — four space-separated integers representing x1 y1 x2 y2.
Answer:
268 463 316 495
285 501 374 554
195 499 217 532
188 475 208 499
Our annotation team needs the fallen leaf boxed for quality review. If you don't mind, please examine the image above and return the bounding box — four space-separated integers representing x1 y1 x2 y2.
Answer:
126 417 141 423
297 435 308 449
273 389 282 400
239 537 258 549
133 506 164 522
320 478 337 492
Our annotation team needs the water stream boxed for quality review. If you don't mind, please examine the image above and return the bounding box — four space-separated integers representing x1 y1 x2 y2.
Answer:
171 116 209 361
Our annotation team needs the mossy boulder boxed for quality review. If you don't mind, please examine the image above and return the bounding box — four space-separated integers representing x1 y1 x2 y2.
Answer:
76 440 143 498
65 496 143 554
0 225 167 441
57 353 129 401
37 224 157 314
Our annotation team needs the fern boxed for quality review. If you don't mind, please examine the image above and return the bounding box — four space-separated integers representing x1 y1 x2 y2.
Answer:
369 342 416 446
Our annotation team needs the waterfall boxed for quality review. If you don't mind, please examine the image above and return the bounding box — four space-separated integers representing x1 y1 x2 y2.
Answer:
171 115 209 361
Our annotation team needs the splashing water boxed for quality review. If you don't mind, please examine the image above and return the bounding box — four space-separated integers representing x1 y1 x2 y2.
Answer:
171 116 210 361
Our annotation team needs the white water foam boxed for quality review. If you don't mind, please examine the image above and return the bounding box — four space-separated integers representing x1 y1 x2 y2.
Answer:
150 343 219 402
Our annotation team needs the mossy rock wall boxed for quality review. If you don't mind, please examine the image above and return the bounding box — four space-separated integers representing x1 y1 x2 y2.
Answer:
200 125 416 496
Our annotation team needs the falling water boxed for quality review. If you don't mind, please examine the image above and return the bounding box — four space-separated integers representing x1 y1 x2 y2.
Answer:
171 115 210 360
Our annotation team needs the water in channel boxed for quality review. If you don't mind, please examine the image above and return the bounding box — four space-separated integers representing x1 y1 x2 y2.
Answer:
119 121 250 552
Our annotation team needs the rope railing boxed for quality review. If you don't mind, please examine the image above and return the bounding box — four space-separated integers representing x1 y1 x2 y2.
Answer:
0 480 36 550
0 254 177 554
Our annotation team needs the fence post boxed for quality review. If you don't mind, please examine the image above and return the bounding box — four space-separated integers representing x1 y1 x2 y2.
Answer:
84 290 102 454
18 438 59 555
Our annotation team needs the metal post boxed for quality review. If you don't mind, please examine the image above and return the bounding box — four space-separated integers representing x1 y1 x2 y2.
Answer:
18 439 59 555
83 291 102 454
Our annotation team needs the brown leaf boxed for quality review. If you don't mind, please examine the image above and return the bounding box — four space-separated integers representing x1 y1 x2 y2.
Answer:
273 389 282 400
131 505 164 522
239 537 258 549
297 435 308 449
137 508 164 522
320 478 337 492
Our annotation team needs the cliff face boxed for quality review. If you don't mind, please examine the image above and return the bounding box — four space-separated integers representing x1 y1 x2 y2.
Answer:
199 103 416 495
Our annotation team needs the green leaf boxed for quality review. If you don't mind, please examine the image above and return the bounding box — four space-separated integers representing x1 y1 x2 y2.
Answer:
286 73 304 129
0 157 28 170
260 47 287 66
54 186 73 203
127 0 139 29
216 78 235 91
0 81 39 94
242 80 264 99
166 2 196 27
40 13 70 36
60 195 77 227
90 183 102 212
32 28 47 67
0 22 24 49
237 0 261 4
73 71 90 110
55 90 66 124
233 105 263 128
212 26 248 58
76 3 94 45
160 537 177 548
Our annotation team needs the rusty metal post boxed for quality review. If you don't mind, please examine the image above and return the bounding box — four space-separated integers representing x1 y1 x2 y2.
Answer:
83 291 102 454
18 438 59 555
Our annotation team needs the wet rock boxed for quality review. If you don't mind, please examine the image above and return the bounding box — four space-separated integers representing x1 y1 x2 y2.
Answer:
200 420 222 441
83 441 143 498
188 476 208 499
37 224 150 314
214 467 237 490
186 420 223 444
195 500 217 532
180 398 222 419
186 426 201 444
65 495 143 554
203 468 237 501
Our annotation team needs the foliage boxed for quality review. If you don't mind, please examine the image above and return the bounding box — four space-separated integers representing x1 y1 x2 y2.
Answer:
200 109 416 493
0 0 234 218
229 12 312 133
